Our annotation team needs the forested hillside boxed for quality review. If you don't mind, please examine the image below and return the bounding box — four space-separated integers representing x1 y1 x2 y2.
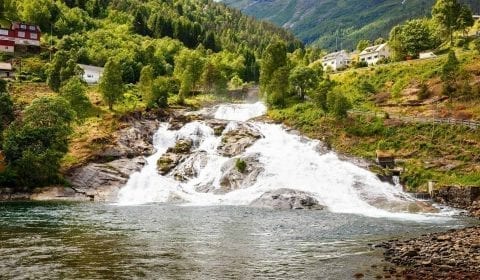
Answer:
222 0 480 50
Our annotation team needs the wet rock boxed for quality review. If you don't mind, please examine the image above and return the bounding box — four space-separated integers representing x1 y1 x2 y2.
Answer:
157 139 193 175
217 154 264 193
171 151 208 181
67 157 147 202
250 188 324 210
217 124 262 157
205 119 228 136
30 186 93 201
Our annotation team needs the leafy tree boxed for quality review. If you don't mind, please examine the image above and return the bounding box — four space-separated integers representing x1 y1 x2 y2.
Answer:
357 40 371 52
441 50 460 98
149 77 171 108
138 65 154 102
313 78 335 112
18 0 56 31
59 77 91 119
201 62 228 95
266 66 289 108
2 97 74 187
260 41 288 99
432 0 473 45
474 38 480 54
99 58 124 110
374 38 386 45
389 19 440 58
230 75 244 89
289 66 318 100
173 48 205 103
46 51 82 92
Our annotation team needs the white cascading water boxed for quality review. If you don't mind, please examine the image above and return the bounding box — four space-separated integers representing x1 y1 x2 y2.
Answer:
117 102 451 220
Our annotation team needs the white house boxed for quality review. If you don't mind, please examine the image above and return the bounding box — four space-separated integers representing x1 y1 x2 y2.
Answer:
321 50 351 71
419 51 437 59
78 64 104 84
359 43 391 65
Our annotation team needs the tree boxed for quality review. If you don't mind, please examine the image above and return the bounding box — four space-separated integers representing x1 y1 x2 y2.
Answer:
432 0 472 45
18 0 56 31
46 51 82 92
260 41 288 94
331 92 352 119
266 66 289 108
99 58 124 110
288 66 318 100
138 65 154 102
357 40 371 52
149 77 170 108
201 62 228 95
374 38 386 45
59 77 91 119
314 78 335 112
441 50 460 98
173 49 205 103
474 38 480 54
2 97 74 187
389 19 440 59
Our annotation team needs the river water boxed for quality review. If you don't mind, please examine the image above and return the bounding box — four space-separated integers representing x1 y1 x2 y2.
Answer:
0 102 478 279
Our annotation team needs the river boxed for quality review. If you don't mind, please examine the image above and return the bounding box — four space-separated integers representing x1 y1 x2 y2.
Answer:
0 102 478 279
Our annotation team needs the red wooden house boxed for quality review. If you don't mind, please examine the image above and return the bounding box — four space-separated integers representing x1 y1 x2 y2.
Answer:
0 22 41 53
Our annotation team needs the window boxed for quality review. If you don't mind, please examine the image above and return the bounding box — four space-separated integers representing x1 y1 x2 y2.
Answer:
374 55 378 58
331 61 334 64
18 31 25 38
361 58 365 61
29 26 36 31
0 29 8 35
20 24 26 30
30 33 37 39
367 57 372 60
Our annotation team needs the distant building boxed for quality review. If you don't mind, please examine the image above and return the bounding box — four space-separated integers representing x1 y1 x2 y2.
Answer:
473 15 480 21
419 51 437 59
0 39 14 53
0 62 14 78
78 64 104 84
321 50 351 71
359 43 391 65
0 22 41 51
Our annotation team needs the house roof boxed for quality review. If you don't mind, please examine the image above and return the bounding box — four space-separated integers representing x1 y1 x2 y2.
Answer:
78 64 104 73
360 43 388 56
322 50 348 61
0 62 12 71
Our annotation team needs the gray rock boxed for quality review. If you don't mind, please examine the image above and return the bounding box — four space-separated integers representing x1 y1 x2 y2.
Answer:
67 157 147 202
250 188 324 210
171 151 208 181
217 124 262 157
217 154 264 193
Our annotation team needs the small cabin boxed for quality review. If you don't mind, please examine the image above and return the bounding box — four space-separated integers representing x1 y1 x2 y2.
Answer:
78 64 104 84
0 62 14 79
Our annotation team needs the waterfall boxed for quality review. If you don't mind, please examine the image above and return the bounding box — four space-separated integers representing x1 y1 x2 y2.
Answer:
116 102 449 220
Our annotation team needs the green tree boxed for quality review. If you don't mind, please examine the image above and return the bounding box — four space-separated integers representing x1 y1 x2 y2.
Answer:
313 78 335 112
2 97 74 187
173 49 205 103
441 50 460 98
138 65 154 102
149 77 170 108
474 38 480 53
201 62 228 95
99 58 124 110
356 40 371 52
457 5 475 38
331 92 352 119
288 66 318 100
389 19 440 58
46 51 82 92
19 0 56 31
260 41 288 94
432 0 472 45
59 77 91 119
266 66 289 108
0 92 14 139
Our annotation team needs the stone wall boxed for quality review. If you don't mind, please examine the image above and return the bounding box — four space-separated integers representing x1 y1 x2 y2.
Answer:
432 186 480 217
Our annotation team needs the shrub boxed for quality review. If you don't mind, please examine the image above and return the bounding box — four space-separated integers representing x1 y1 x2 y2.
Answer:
235 158 247 173
417 82 430 100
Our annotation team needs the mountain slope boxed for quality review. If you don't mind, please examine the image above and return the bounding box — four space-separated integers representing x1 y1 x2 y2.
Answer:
222 0 480 50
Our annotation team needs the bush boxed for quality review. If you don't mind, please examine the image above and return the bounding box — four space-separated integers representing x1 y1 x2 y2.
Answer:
235 158 247 173
417 82 430 100
59 77 91 119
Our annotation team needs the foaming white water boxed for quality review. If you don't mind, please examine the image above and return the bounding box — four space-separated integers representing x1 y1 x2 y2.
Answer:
117 103 453 221
214 102 266 121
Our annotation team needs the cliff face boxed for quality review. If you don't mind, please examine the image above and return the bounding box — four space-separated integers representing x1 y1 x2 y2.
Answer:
432 186 480 217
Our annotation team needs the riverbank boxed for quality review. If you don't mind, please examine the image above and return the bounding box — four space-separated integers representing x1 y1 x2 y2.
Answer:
378 226 480 279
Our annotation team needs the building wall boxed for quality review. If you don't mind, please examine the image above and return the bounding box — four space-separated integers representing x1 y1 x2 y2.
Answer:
0 45 14 53
82 70 102 84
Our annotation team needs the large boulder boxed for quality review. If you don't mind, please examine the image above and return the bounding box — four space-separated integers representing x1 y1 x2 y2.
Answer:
205 119 228 136
157 139 193 175
171 151 208 181
217 124 262 157
67 157 147 201
217 154 264 193
250 188 324 210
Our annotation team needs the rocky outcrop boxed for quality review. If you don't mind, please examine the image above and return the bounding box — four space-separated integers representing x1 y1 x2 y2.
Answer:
157 139 193 175
171 151 208 181
67 157 146 201
205 119 228 136
217 154 264 193
30 186 93 201
250 188 324 210
432 186 480 217
217 124 262 157
379 226 480 279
